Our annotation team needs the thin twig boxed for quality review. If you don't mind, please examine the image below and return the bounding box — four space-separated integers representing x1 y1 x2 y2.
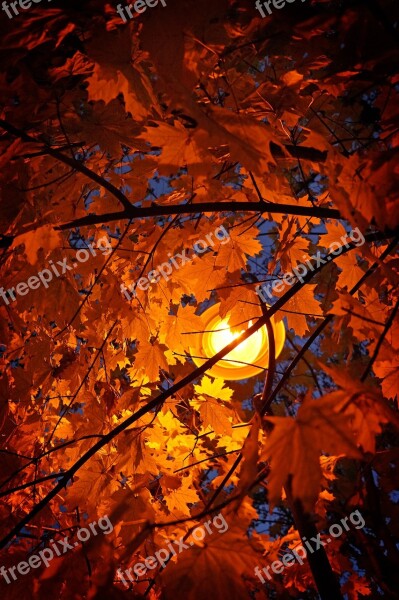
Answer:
361 297 399 382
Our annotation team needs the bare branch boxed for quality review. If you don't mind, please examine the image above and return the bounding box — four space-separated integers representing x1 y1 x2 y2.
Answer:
55 200 341 231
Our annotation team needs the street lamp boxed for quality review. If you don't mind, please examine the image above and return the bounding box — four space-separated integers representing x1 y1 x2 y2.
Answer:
190 303 285 381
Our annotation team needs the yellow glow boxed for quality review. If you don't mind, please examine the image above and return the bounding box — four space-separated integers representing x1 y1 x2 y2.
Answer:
190 303 285 381
207 319 264 364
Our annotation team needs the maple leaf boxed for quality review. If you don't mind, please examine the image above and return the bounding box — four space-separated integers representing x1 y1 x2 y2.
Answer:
214 223 262 272
13 225 62 265
117 429 158 476
86 28 157 122
129 339 170 383
263 394 362 510
335 254 364 293
160 526 261 600
319 222 349 250
194 376 233 402
278 218 310 272
163 476 200 517
331 289 386 341
280 285 324 337
319 365 399 449
193 376 234 435
374 358 399 401
197 398 233 436
73 100 144 156
160 305 205 357
189 256 229 301
342 575 372 600
344 393 390 454
140 121 204 174
65 457 118 512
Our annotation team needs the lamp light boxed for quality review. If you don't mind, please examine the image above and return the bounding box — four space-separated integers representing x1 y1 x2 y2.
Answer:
190 303 285 381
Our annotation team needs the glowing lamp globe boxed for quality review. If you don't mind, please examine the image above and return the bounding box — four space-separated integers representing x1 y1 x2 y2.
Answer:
191 303 285 381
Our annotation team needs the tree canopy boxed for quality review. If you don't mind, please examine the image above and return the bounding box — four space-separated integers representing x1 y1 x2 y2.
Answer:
0 0 398 598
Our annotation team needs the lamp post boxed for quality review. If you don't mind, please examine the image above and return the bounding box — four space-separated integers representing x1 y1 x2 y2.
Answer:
190 303 285 380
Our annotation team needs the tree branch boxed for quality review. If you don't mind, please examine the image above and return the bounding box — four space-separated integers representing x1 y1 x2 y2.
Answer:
285 480 344 600
0 473 64 499
0 119 133 212
361 296 399 382
259 303 276 416
55 201 341 231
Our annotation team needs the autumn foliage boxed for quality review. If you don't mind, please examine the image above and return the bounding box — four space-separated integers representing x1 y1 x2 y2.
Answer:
0 0 399 598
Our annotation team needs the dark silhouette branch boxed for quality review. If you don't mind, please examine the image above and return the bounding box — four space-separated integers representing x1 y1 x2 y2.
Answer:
285 481 344 600
55 201 341 231
0 435 104 492
361 296 399 382
0 473 64 499
259 304 276 416
0 119 133 212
